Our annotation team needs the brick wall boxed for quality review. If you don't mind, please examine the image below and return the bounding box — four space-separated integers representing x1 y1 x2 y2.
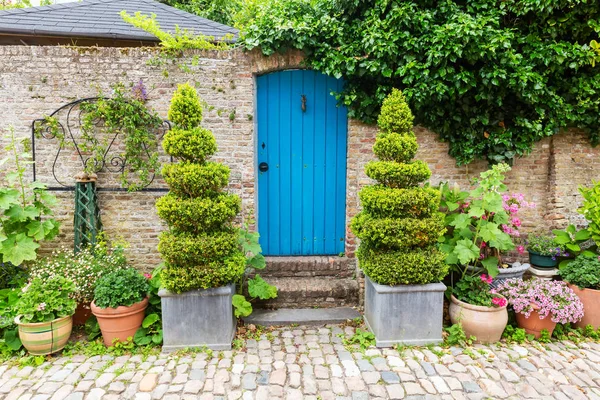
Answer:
1 45 597 273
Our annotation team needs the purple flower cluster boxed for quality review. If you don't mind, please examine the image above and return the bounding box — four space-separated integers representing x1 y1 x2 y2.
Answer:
492 278 584 324
131 79 148 102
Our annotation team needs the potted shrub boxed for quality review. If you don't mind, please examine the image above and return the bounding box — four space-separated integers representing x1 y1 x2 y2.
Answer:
493 278 583 338
526 233 566 269
157 83 246 351
14 276 76 355
29 239 127 325
449 274 508 344
560 254 600 330
440 167 534 286
350 89 448 346
91 268 149 346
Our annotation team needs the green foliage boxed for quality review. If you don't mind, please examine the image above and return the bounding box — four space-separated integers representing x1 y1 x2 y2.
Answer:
168 83 204 129
78 83 163 191
439 163 518 277
29 239 127 304
357 245 447 285
0 263 28 290
553 225 595 268
351 89 446 285
453 275 498 308
244 0 600 165
342 328 375 351
162 128 217 163
502 325 529 344
93 268 149 309
579 181 600 244
232 294 252 317
0 287 23 355
444 323 474 346
538 329 552 343
161 254 246 293
0 126 60 265
526 233 564 257
364 160 431 189
160 0 268 29
15 276 76 324
120 12 231 52
158 230 239 266
156 193 241 233
559 254 600 290
350 212 445 250
161 162 230 198
134 266 163 346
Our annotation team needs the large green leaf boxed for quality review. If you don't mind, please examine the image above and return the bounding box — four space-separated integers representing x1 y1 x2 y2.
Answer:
449 214 471 230
4 329 22 351
142 313 159 328
1 233 39 265
0 189 20 210
26 220 57 241
481 257 499 278
575 229 590 241
248 254 266 269
232 294 252 318
478 222 503 243
5 205 39 221
454 239 480 265
248 275 278 300
134 328 151 345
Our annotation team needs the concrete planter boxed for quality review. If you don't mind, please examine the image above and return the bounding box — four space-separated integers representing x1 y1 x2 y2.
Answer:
364 276 446 347
159 284 236 351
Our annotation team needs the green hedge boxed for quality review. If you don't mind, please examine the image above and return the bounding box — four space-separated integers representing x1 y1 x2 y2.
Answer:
365 160 431 188
351 212 445 250
168 83 203 130
158 230 239 267
359 185 439 219
357 245 448 286
161 254 246 293
162 161 230 198
162 127 217 163
372 133 418 163
156 192 240 233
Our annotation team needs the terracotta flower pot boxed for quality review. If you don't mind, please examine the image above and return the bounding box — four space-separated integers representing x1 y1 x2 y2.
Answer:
515 308 556 338
16 315 73 355
448 295 508 344
568 283 600 330
91 297 148 347
73 302 92 326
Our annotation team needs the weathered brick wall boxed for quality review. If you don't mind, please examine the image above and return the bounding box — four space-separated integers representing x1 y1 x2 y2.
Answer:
1 45 597 274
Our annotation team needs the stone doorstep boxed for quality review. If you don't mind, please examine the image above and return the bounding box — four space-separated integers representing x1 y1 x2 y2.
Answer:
243 307 361 326
257 256 356 278
255 277 359 309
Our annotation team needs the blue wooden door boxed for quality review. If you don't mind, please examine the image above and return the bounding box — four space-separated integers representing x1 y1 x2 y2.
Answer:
257 70 348 256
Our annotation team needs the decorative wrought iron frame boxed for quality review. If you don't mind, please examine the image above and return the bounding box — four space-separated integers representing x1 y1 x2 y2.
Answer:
31 97 171 192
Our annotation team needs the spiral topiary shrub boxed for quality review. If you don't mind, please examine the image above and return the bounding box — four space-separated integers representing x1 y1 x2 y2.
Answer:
351 89 448 285
157 83 245 293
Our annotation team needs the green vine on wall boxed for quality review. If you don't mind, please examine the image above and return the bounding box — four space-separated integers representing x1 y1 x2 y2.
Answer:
243 0 600 165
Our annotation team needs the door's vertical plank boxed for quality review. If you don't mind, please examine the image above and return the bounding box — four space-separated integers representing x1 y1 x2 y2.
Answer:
279 71 293 255
290 71 304 255
267 73 281 254
335 77 348 254
313 72 327 254
302 71 316 255
257 75 269 254
323 76 338 254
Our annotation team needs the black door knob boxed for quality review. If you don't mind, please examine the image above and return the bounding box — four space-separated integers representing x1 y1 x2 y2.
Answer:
259 162 269 172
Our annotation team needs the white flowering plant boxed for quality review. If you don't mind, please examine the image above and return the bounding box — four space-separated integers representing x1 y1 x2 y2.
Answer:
29 240 127 304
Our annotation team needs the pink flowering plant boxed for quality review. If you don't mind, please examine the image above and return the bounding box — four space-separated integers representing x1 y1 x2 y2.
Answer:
440 163 535 278
492 278 584 324
14 276 76 324
29 239 127 304
453 274 507 308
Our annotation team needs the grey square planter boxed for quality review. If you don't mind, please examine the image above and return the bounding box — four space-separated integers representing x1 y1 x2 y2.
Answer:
364 276 446 347
159 284 236 351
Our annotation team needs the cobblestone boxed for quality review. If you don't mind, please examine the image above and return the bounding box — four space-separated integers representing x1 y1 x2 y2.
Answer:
1 324 600 399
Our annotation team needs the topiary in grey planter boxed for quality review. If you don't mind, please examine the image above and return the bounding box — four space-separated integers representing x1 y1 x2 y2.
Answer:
365 276 446 346
351 89 448 347
159 284 236 351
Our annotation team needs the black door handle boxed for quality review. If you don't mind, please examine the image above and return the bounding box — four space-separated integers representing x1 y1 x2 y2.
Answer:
259 162 269 172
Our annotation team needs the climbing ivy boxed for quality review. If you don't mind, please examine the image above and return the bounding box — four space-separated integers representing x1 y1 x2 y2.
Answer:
243 0 600 165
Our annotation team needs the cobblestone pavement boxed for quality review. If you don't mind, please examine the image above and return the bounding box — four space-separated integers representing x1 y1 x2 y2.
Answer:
1 324 600 400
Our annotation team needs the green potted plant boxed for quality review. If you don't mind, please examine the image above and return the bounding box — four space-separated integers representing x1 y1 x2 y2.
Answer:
526 233 566 269
350 89 448 346
552 224 594 268
449 274 508 344
157 83 246 351
14 276 76 355
559 254 600 330
91 268 149 346
29 239 127 325
440 167 533 286
493 278 583 338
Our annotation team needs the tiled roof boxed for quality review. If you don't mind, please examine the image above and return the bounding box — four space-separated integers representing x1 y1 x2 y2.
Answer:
0 0 237 42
